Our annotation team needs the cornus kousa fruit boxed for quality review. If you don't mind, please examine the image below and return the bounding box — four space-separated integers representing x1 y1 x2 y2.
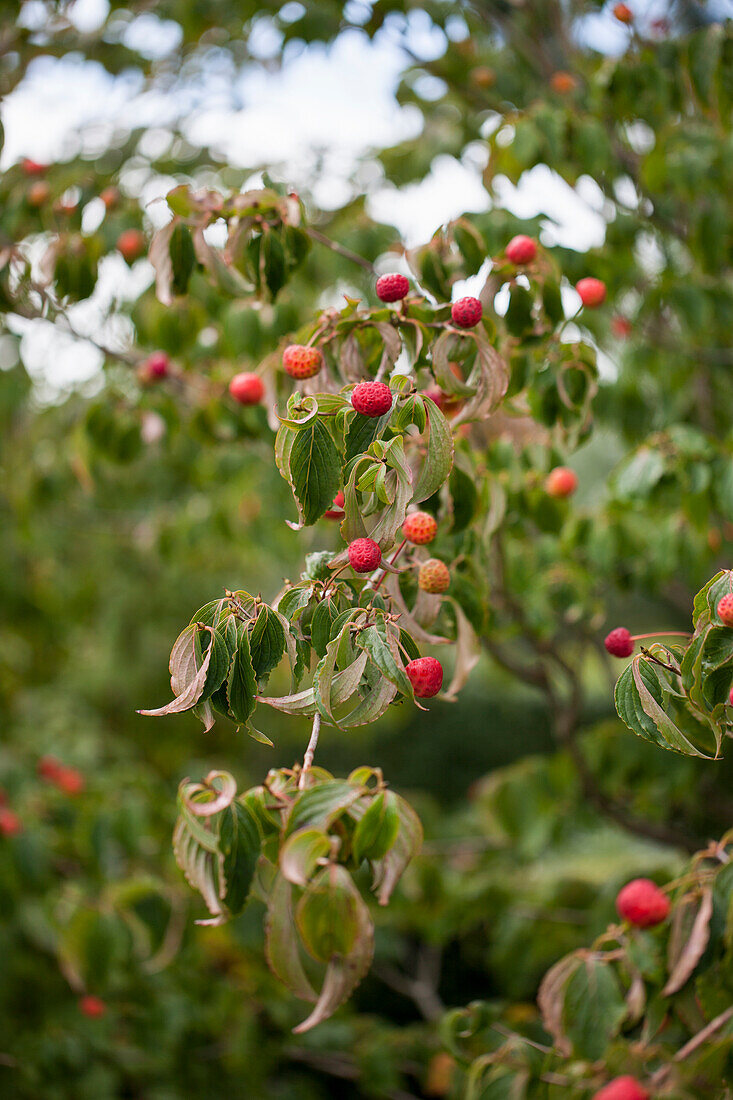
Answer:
375 273 410 303
576 277 607 308
613 2 634 23
605 627 634 658
22 158 47 176
717 594 733 626
28 181 51 207
116 229 146 263
324 490 345 519
418 558 451 594
0 808 22 837
406 656 444 698
282 344 323 380
550 71 577 93
402 511 438 545
505 235 537 265
229 372 264 405
347 538 382 573
616 878 670 927
611 315 632 339
593 1077 649 1100
451 296 483 329
54 766 85 796
79 995 106 1019
144 351 169 380
351 380 393 417
545 466 578 498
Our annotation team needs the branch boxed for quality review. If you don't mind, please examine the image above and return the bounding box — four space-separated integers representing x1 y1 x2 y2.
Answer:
305 227 376 273
298 713 321 788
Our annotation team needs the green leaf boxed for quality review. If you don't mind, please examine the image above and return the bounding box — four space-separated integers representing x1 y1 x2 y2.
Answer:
356 621 413 698
219 801 261 915
249 606 286 680
169 222 195 296
286 780 365 837
138 625 218 720
370 792 423 905
615 654 718 758
562 956 626 1060
311 598 341 658
289 418 341 526
264 873 317 1003
412 396 454 503
279 827 331 888
227 630 258 725
352 790 400 864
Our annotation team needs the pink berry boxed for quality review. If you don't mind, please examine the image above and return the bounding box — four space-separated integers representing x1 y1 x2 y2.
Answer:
22 158 48 176
79 995 106 1019
451 296 483 329
229 372 264 405
717 594 733 626
116 229 146 263
576 277 607 308
376 273 410 303
545 466 578 498
347 538 382 573
324 491 345 519
405 656 444 698
593 1079 648 1100
402 511 438 545
613 3 634 23
611 316 632 339
351 381 393 418
54 766 85 796
283 344 323 380
418 559 450 594
145 352 169 379
729 685 733 707
604 628 634 658
0 808 22 837
616 879 670 928
505 235 537 265
38 755 62 780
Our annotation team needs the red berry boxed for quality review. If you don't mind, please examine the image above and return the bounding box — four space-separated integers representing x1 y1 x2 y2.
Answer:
550 71 577 94
54 767 85 796
351 381 393 418
616 879 670 928
324 491 345 519
717 594 733 626
79 995 106 1019
21 158 47 176
100 186 120 210
604 628 634 658
403 511 438 545
405 656 444 698
117 229 146 263
0 808 22 837
611 316 632 339
347 538 382 573
422 386 448 410
545 466 578 498
576 277 607 308
593 1079 648 1100
451 296 483 329
229 372 264 405
283 344 323 380
729 685 733 707
613 3 633 23
418 559 450 594
376 273 410 303
145 352 169 379
28 181 51 207
38 755 62 780
505 235 537 265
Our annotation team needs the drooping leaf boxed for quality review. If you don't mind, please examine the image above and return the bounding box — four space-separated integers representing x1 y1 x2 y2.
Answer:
289 418 341 526
227 629 258 725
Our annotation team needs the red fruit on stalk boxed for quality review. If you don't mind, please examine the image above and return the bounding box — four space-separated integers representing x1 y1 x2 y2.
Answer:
229 372 264 405
117 229 146 263
616 878 670 927
22 158 48 176
79 995 106 1018
402 511 438 545
54 766 85 796
451 297 482 329
347 538 382 573
405 656 444 698
576 277 607 308
717 594 733 626
505 235 537 265
145 352 169 380
613 3 634 23
550 71 577 94
324 491 345 519
28 181 51 207
545 466 578 498
351 381 393 417
0 808 22 837
282 344 323 380
418 559 450 594
593 1078 648 1100
376 273 410 303
604 627 634 658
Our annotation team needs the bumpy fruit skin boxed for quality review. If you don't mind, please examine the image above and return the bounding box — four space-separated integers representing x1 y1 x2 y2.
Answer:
545 466 578 498
324 490 345 519
550 71 577 93
418 558 451 594
593 1077 648 1100
505 235 537 265
451 296 483 329
145 351 169 380
403 511 438 545
616 879 670 928
576 277 607 308
117 229 146 263
0 808 22 837
347 538 382 573
605 627 634 658
79 995 106 1019
406 657 444 698
717 594 733 626
229 372 264 405
283 344 323 380
376 273 410 303
613 2 634 22
351 380 393 417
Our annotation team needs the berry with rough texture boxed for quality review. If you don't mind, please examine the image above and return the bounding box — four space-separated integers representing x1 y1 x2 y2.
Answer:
347 538 382 573
229 372 264 405
545 466 578 498
717 594 733 626
451 296 483 329
145 352 169 380
283 344 323 380
505 235 537 265
376 273 410 303
616 879 670 927
403 511 438 545
593 1079 648 1100
351 380 393 418
576 277 607 308
117 229 146 263
605 627 634 658
550 71 577 93
613 3 633 23
79 995 106 1019
418 558 451 594
0 808 22 837
406 656 444 698
324 491 345 519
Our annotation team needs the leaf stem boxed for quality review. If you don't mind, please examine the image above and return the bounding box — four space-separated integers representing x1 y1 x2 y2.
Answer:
632 631 691 640
371 539 407 595
299 713 322 788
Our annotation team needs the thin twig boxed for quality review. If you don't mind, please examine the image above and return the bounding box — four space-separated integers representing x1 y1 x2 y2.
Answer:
305 227 376 273
299 713 322 788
